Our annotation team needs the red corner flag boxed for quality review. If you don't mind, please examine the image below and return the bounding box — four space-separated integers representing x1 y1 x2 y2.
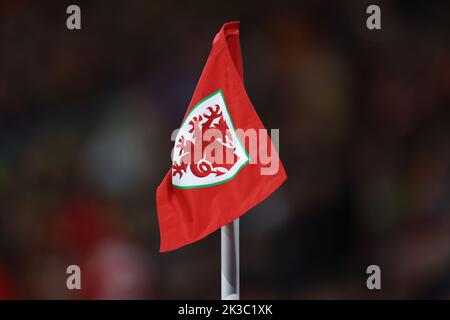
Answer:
156 21 287 252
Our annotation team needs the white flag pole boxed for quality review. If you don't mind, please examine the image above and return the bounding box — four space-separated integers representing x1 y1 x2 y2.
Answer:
221 219 239 300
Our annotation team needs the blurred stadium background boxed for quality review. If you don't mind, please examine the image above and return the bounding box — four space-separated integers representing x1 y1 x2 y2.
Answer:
1 0 450 299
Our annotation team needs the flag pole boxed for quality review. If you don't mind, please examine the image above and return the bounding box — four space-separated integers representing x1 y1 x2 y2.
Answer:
221 219 239 300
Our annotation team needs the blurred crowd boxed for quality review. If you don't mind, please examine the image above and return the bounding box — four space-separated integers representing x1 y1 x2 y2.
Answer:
1 1 450 299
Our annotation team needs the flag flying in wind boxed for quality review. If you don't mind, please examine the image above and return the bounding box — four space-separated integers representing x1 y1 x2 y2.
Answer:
156 21 287 252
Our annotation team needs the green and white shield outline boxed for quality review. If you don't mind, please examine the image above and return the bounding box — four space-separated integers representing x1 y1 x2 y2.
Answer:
172 89 249 189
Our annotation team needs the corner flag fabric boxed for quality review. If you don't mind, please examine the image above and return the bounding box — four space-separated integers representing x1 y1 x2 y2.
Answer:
156 21 287 252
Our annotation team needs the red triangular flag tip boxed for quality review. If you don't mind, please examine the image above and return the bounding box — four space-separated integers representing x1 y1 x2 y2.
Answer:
156 21 287 252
